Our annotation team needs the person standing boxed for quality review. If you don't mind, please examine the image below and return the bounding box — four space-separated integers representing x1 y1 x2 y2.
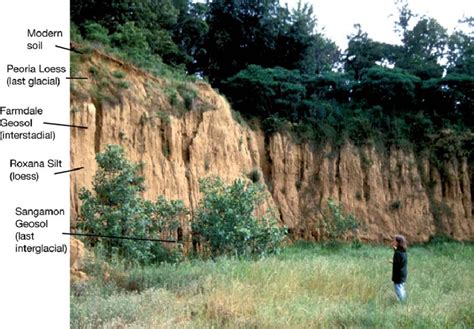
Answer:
389 235 408 302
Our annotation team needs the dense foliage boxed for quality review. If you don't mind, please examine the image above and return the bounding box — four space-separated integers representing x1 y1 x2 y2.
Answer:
321 198 360 247
78 145 186 264
71 0 473 154
192 177 287 257
78 147 286 260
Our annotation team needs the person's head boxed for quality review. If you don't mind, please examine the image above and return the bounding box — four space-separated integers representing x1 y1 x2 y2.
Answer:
394 235 407 251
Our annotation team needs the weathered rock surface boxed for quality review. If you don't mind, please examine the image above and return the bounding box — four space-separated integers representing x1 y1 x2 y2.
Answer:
70 50 473 244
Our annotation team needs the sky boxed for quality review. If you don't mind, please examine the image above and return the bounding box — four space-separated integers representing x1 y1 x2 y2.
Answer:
285 0 473 50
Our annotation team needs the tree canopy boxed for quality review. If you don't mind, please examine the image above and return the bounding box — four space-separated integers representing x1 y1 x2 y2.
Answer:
72 0 473 153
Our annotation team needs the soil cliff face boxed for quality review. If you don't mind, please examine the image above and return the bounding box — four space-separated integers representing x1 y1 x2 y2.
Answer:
70 51 473 243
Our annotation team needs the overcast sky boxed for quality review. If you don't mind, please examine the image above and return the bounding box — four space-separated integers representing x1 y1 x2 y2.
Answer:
285 0 473 50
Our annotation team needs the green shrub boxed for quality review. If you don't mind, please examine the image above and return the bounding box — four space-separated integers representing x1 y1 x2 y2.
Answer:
177 83 197 111
83 21 110 46
164 87 178 106
71 23 83 42
70 52 81 77
321 198 360 247
78 145 187 264
223 65 306 119
108 22 172 78
354 67 421 114
112 71 126 79
111 22 151 59
292 121 318 143
262 114 290 135
345 108 373 146
192 177 287 257
427 233 457 245
88 65 99 77
116 81 129 89
156 111 171 125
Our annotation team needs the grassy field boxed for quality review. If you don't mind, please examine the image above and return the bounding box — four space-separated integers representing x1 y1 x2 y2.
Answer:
71 242 473 328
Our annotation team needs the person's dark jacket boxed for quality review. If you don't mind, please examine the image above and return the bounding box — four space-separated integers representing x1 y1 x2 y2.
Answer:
392 249 407 283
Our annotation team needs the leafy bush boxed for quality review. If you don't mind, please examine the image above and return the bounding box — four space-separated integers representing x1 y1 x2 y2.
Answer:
192 177 286 257
177 83 197 111
110 22 155 69
305 72 352 104
116 81 129 89
421 73 474 126
354 67 421 114
262 114 290 135
345 108 374 146
223 65 306 119
112 70 126 79
156 111 171 125
321 198 360 247
71 23 83 42
83 21 110 46
78 145 187 264
292 121 319 144
427 233 458 245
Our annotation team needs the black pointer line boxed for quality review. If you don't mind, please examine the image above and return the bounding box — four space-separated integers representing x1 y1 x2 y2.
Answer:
54 167 84 175
55 44 83 54
63 232 180 244
44 122 88 129
66 77 88 80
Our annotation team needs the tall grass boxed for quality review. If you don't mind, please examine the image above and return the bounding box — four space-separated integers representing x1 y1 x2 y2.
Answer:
71 242 473 328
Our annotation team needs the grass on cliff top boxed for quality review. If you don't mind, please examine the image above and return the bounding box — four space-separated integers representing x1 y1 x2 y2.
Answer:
71 242 473 328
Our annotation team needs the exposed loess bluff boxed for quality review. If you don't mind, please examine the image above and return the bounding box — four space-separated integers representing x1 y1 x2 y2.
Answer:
70 50 473 245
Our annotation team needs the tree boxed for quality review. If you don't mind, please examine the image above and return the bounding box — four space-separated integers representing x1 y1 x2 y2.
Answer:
421 74 474 126
223 65 306 120
396 17 448 79
393 0 415 36
192 177 286 257
82 21 111 46
344 24 395 79
72 0 175 33
446 18 474 76
273 2 316 70
71 0 186 66
172 1 209 73
305 72 352 104
300 33 340 75
391 2 448 79
78 145 187 264
353 66 421 114
204 0 283 85
203 0 329 86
